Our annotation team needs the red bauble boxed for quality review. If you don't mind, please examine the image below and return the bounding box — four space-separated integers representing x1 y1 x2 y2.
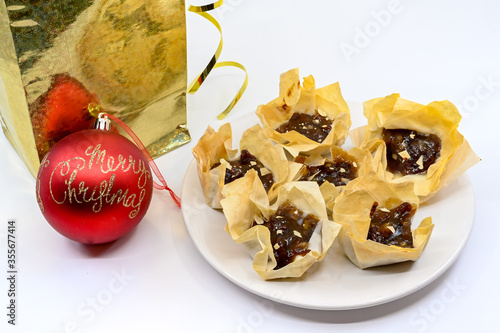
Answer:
36 129 154 244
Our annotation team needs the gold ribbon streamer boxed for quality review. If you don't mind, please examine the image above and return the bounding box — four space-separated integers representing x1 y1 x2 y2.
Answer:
187 1 248 120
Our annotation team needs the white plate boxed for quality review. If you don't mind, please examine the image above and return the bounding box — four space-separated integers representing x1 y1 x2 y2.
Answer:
180 107 475 310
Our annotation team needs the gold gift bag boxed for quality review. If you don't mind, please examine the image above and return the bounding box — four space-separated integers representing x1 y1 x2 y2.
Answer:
0 0 189 177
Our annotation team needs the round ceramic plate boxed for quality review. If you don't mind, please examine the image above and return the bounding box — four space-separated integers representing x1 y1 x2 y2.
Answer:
181 105 475 310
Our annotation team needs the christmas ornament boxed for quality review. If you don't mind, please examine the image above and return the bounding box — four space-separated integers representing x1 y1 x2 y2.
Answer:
36 113 180 244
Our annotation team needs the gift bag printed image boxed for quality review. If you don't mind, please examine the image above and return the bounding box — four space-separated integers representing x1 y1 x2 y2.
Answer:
0 0 189 176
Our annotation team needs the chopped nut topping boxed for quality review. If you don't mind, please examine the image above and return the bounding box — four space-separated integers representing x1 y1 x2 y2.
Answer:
380 207 390 213
219 150 275 193
398 150 411 160
416 155 424 169
255 202 319 270
368 202 414 248
383 128 441 176
260 167 271 176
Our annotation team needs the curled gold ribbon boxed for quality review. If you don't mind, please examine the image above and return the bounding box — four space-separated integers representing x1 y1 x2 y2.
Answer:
187 1 248 120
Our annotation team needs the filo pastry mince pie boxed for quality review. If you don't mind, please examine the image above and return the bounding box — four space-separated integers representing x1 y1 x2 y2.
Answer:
192 123 300 209
256 68 351 157
332 175 434 269
221 181 341 280
293 145 374 211
350 93 480 202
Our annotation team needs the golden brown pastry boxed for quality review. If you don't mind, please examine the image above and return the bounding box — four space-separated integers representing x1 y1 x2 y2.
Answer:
256 68 351 157
293 145 375 211
192 123 300 209
332 175 434 269
192 123 235 209
350 93 480 202
222 181 341 280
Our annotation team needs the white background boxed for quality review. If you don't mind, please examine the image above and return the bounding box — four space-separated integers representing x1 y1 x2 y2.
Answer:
1 0 499 332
